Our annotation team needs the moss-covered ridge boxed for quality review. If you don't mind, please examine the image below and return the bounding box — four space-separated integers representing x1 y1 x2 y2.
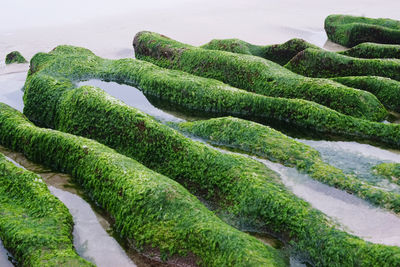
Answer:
330 76 400 112
201 38 319 65
177 116 400 213
0 103 287 267
373 163 400 186
23 46 400 266
325 14 400 47
0 153 93 266
5 51 27 64
285 48 400 81
339 42 400 59
133 31 387 121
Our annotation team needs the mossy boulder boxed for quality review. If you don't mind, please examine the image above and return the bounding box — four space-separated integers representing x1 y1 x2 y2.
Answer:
5 51 27 64
133 31 387 121
285 48 400 81
177 116 400 213
372 163 400 186
339 42 400 59
22 45 400 266
201 38 320 65
0 152 93 266
325 14 400 47
0 103 287 267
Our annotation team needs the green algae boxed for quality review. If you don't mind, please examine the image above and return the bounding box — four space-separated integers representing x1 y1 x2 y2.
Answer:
0 103 286 267
339 42 400 59
22 46 400 266
331 76 400 112
373 163 400 186
177 116 400 213
201 38 320 65
285 48 400 81
133 31 387 121
5 51 27 65
325 14 400 47
0 153 93 266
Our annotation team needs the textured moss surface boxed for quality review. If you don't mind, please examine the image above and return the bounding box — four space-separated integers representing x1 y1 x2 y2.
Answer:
285 48 400 81
22 46 400 266
201 38 319 65
373 163 400 186
5 51 27 64
0 153 93 266
133 31 387 121
331 76 400 112
178 117 400 213
339 42 400 59
325 14 400 47
0 103 287 267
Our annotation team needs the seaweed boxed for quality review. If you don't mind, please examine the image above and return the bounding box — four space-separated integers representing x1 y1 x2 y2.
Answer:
133 31 387 121
22 46 400 266
5 51 27 64
0 153 93 266
325 14 400 47
372 163 400 186
339 42 400 59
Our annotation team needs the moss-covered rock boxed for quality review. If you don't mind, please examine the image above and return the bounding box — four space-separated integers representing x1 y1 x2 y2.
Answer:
0 103 287 267
177 116 400 212
0 152 93 266
201 38 319 65
331 76 400 112
22 46 400 266
285 48 400 81
372 163 400 186
325 14 400 47
5 51 27 64
339 42 400 59
133 31 387 121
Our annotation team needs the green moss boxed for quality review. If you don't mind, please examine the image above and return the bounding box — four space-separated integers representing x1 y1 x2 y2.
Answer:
133 31 387 121
331 76 400 112
0 103 286 267
177 116 400 213
201 38 319 65
5 51 27 64
285 48 400 82
325 14 400 47
22 46 400 266
339 42 400 59
372 163 400 185
0 153 93 266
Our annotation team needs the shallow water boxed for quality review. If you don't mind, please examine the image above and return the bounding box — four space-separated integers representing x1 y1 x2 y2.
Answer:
0 240 14 267
2 150 137 267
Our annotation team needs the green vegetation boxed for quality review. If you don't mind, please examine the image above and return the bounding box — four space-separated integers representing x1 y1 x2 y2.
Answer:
285 48 400 81
373 163 400 186
22 45 400 266
339 42 400 59
331 76 400 112
5 51 27 64
0 153 93 266
0 103 286 267
201 38 319 65
177 116 400 212
325 14 400 47
133 31 387 121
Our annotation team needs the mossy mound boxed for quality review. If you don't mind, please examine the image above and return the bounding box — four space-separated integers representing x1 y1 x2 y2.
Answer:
0 153 93 266
201 38 319 65
133 31 387 121
177 116 400 213
5 51 27 64
285 48 400 81
0 103 287 267
325 14 400 47
22 45 400 266
372 163 400 186
339 42 400 59
331 76 400 112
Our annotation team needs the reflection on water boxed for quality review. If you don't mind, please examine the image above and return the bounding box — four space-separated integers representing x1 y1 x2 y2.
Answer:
0 240 13 267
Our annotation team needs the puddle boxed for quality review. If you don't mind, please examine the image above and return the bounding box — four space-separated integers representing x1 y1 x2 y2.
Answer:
0 240 14 267
1 148 137 267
